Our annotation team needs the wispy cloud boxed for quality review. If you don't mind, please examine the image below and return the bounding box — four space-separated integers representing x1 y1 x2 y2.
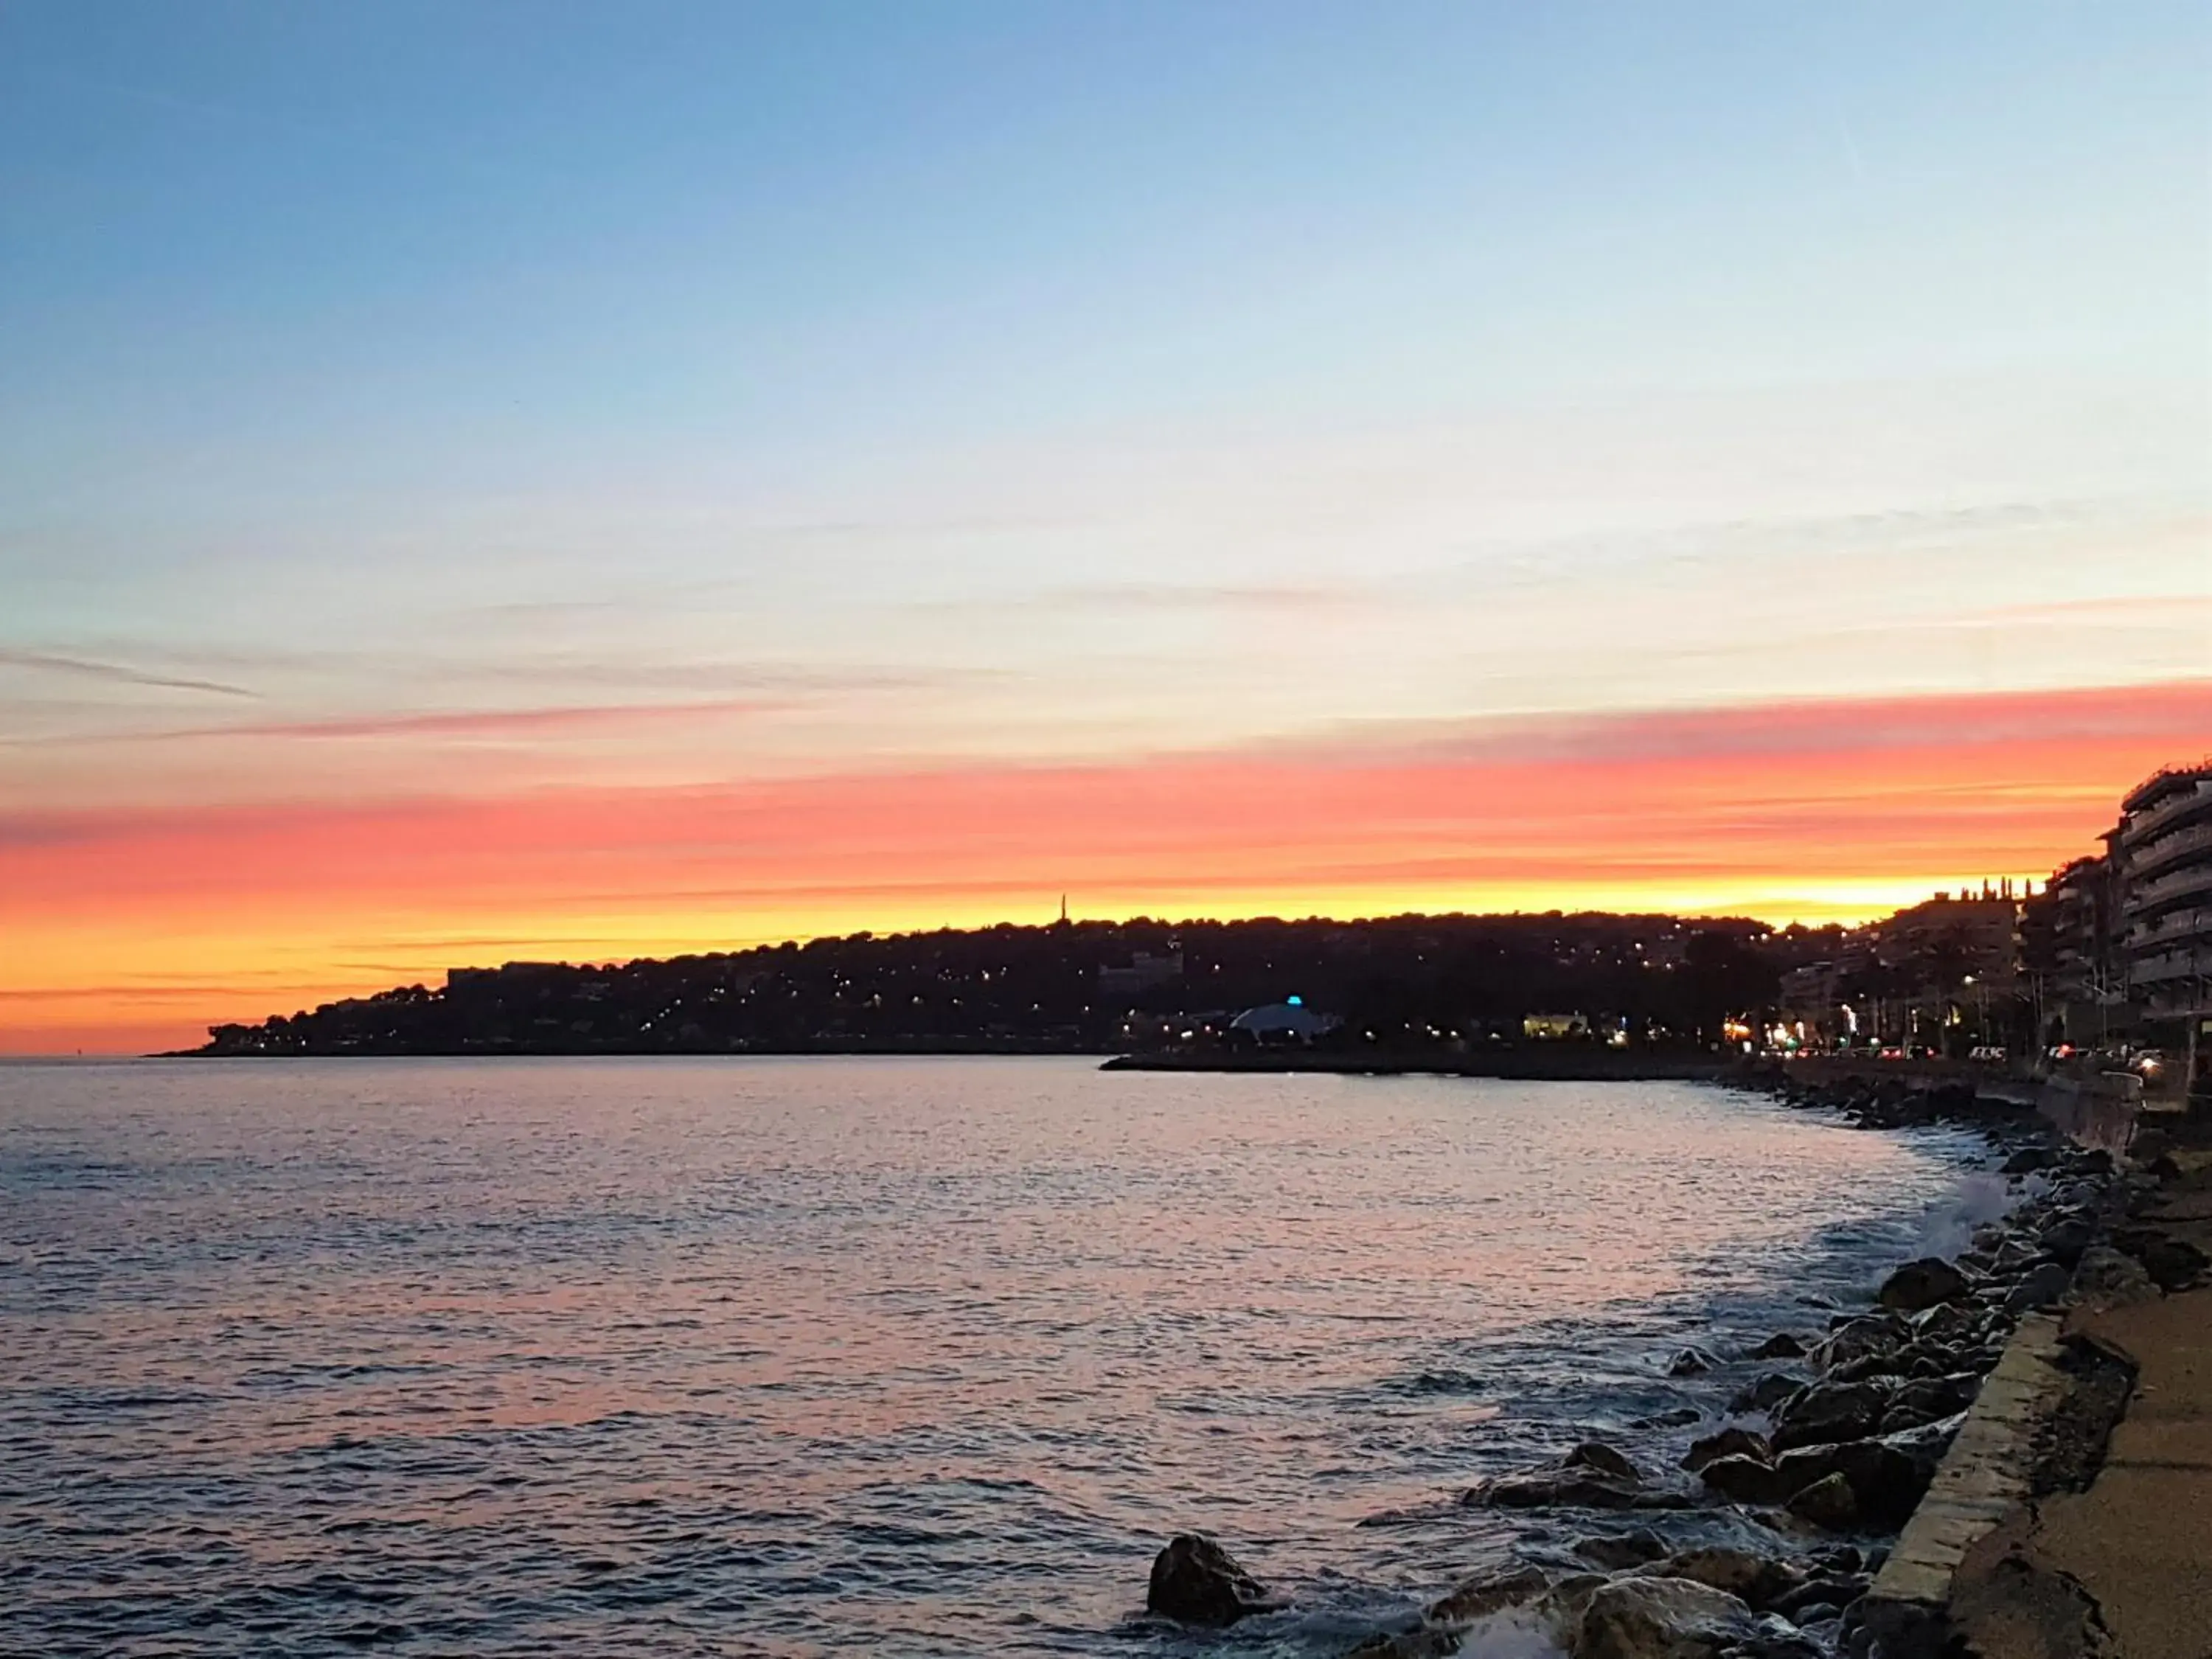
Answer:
12 636 984 697
0 649 258 699
1961 593 2212 625
9 677 2199 863
911 579 1364 616
1440 495 2120 590
114 695 790 745
1062 581 1357 614
451 658 988 695
1228 677 2212 771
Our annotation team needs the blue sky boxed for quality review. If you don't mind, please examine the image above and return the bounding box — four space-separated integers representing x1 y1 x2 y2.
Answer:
6 0 2206 756
8 2 2203 469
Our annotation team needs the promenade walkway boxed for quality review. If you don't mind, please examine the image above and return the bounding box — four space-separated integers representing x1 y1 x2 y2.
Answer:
1973 1133 2212 1659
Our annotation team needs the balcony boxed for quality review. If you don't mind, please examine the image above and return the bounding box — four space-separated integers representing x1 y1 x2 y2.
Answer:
2134 966 2212 1016
2126 907 2212 951
2126 820 2212 884
2129 947 2212 984
2123 759 2212 813
2128 860 2212 916
2121 777 2212 848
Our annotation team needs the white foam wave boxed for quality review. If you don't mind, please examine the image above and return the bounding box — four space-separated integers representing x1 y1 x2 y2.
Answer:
1912 1171 2013 1258
1456 1606 1571 1659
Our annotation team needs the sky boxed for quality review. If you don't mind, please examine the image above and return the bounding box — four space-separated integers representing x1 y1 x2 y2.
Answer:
2 1 2208 1053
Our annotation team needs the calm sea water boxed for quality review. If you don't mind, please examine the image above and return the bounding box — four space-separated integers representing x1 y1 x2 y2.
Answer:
0 1058 1997 1658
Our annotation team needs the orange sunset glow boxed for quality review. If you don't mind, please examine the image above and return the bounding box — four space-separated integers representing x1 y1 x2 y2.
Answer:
10 678 2205 1054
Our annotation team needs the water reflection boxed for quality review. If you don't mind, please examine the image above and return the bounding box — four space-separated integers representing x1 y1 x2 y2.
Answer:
1 1057 1981 1655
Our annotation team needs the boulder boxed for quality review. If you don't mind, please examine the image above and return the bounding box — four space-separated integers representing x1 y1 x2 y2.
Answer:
1785 1472 1858 1530
2004 1262 2072 1314
1571 1576 1759 1659
1636 1547 1803 1613
1891 1338 1970 1377
1354 1500 1453 1530
2116 1230 2209 1293
2041 1217 2095 1267
2001 1146 2059 1175
1567 1441 1641 1481
1730 1374 1804 1415
1732 1616 1827 1659
1344 1631 1455 1659
1668 1347 1719 1377
2072 1245 2157 1307
1826 1352 1905 1385
1574 1530 1670 1571
1477 1468 1687 1511
1775 1576 1871 1621
1532 1573 1612 1638
1698 1455 1789 1506
1424 1562 1553 1628
1881 1373 1980 1433
1775 1412 1964 1528
1877 1405 1969 1469
1472 1442 1695 1512
1809 1313 1905 1374
1346 1630 1458 1659
1747 1332 1806 1360
1908 1301 1977 1344
1682 1427 1771 1472
1878 1258 1970 1312
1633 1408 1704 1430
1146 1534 1283 1626
2053 1179 2106 1211
1770 1381 1891 1452
1743 1506 1826 1543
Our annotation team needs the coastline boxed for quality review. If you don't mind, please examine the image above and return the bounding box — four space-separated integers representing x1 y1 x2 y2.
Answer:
159 1042 1724 1079
1100 1048 1731 1081
1150 1071 2195 1659
156 1038 1120 1060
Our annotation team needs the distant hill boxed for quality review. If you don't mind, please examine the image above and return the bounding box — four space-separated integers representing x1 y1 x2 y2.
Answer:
191 911 1823 1057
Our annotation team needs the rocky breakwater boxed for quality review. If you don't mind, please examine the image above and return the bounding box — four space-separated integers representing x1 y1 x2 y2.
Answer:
1863 1129 2212 1659
1141 1077 2177 1659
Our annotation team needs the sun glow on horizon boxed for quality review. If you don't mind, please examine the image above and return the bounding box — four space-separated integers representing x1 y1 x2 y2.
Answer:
9 677 2203 1054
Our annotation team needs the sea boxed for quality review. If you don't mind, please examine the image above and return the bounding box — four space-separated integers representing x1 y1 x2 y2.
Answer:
0 1057 2006 1658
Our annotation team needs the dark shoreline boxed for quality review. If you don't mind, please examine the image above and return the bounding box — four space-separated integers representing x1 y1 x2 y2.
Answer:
155 1040 1120 1060
1101 1048 1731 1081
161 1044 1728 1078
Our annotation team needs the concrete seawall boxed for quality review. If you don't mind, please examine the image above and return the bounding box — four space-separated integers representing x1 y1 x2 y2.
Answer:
1782 1057 2144 1156
1858 1101 2209 1658
1858 1313 2076 1657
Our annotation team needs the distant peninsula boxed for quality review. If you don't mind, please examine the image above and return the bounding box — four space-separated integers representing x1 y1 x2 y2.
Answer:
187 911 1804 1059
